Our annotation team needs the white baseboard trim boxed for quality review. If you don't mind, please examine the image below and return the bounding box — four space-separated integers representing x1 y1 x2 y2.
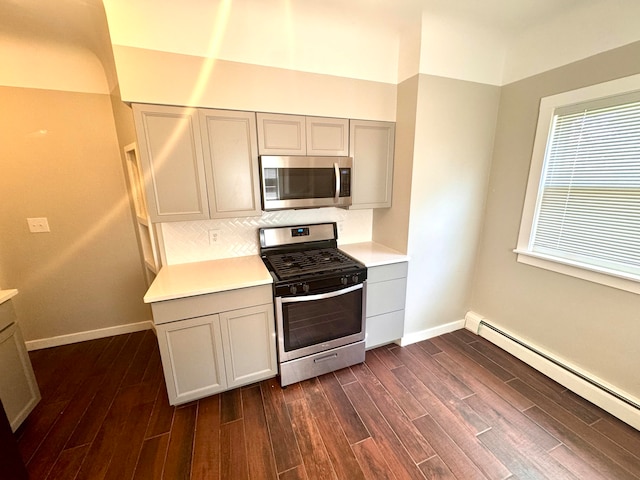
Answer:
25 320 155 351
464 311 640 431
399 319 465 347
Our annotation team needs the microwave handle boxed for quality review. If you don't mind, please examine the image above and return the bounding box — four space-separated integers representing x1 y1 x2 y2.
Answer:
334 163 340 202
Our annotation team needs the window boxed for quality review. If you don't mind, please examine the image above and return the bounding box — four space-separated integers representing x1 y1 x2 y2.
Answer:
516 74 640 294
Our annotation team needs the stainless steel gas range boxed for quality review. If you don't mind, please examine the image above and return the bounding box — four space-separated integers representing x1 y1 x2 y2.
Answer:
259 222 367 386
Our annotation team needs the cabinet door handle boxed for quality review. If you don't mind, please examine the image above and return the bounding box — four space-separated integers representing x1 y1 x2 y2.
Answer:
334 163 340 202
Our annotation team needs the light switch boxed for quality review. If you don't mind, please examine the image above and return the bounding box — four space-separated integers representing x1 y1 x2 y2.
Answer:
27 217 50 233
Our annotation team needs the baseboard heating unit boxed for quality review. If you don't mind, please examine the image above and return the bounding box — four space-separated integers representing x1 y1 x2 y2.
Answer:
464 311 640 431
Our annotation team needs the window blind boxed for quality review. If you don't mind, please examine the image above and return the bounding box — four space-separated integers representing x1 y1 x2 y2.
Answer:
531 92 640 277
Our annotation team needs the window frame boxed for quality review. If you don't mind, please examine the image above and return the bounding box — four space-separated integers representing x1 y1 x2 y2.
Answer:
515 73 640 295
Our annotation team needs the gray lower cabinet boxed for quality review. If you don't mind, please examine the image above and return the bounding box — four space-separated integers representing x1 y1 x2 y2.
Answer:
156 314 227 403
365 262 407 349
153 285 277 405
0 301 40 431
133 104 261 222
219 304 277 388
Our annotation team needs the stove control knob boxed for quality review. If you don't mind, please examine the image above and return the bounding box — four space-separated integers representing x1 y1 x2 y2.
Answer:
352 274 360 283
302 283 310 293
341 276 348 286
289 285 297 295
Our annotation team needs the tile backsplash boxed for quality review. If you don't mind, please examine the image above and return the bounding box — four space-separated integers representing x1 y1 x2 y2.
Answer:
160 208 373 265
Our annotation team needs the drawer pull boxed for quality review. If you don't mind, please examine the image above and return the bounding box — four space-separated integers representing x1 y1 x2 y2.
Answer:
314 353 338 363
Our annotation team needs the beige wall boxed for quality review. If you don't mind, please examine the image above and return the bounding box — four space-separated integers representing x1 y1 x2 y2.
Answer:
471 41 640 399
0 86 150 341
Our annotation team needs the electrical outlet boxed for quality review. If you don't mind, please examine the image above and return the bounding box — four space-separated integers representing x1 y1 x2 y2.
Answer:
27 217 50 233
209 229 222 245
337 221 344 236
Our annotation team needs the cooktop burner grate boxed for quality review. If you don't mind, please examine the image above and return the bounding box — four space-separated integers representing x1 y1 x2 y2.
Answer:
266 248 360 280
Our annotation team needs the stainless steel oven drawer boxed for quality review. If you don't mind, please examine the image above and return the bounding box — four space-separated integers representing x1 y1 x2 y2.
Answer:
278 340 365 386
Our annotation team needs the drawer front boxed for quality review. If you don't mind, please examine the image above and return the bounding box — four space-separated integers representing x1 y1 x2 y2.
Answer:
366 277 407 317
151 285 273 324
367 262 408 284
366 310 405 349
279 341 365 387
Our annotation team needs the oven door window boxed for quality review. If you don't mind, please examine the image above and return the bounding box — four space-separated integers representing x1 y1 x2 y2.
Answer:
281 287 363 352
263 167 335 200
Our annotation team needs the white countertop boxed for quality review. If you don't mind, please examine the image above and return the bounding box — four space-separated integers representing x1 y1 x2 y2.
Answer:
340 242 409 267
0 289 18 305
144 255 273 303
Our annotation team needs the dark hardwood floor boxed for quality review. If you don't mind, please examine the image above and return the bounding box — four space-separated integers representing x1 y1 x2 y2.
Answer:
15 328 640 479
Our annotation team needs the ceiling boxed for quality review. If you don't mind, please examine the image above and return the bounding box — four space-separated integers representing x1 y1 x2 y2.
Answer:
0 0 595 50
0 0 107 52
331 0 590 33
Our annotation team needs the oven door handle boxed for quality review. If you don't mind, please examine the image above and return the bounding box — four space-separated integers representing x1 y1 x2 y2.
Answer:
279 283 362 304
334 162 340 202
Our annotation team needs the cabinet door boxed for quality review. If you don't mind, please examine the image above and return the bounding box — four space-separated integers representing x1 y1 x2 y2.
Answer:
199 110 261 218
219 304 277 388
156 315 226 405
306 117 349 156
0 319 40 431
349 120 396 209
256 113 306 155
133 104 210 222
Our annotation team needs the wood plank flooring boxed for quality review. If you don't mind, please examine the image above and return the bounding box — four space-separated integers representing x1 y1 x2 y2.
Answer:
15 328 640 479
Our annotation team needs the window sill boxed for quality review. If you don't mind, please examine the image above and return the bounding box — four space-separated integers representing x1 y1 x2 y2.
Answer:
514 249 640 295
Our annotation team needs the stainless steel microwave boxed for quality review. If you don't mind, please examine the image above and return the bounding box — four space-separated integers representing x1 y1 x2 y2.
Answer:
259 156 352 210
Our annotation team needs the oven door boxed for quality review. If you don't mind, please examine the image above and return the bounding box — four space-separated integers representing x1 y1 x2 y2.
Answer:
275 283 366 362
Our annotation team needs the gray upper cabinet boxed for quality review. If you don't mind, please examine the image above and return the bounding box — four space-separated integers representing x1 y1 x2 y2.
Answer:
256 113 306 155
133 104 261 222
199 110 261 218
306 116 349 156
133 104 210 222
257 113 349 156
349 120 396 209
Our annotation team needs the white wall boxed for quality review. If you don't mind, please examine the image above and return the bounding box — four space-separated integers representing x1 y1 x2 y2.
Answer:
419 12 507 86
112 46 397 121
503 0 640 84
104 0 399 84
403 75 500 336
